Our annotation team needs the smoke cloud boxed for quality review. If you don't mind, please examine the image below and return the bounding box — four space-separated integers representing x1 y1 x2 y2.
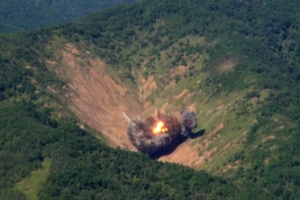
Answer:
123 110 198 157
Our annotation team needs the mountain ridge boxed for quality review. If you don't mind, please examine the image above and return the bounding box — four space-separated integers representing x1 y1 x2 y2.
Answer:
0 0 139 32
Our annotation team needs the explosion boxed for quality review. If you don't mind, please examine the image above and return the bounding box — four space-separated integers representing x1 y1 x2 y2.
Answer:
153 121 168 135
123 110 198 157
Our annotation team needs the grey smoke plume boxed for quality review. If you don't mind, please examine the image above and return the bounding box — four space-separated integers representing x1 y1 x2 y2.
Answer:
123 110 198 156
180 110 198 137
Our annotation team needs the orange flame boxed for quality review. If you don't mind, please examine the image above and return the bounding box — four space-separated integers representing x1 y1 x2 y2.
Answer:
152 121 168 135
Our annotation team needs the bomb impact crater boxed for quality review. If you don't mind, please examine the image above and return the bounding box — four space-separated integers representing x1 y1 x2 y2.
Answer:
123 110 199 158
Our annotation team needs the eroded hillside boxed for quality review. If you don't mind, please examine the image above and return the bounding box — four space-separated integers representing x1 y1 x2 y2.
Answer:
33 0 297 177
47 43 142 150
45 41 258 174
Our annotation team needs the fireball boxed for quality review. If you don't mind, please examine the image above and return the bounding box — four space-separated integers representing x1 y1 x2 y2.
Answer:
153 121 168 135
123 110 197 157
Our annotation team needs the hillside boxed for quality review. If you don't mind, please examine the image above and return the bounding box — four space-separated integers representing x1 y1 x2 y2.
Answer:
1 0 300 199
0 0 138 33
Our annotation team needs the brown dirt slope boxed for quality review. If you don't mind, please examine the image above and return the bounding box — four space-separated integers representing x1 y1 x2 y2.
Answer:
47 43 227 169
48 43 142 150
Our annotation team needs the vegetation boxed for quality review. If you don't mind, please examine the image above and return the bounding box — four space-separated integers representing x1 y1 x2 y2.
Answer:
15 159 51 200
1 0 300 199
0 101 231 200
0 0 138 32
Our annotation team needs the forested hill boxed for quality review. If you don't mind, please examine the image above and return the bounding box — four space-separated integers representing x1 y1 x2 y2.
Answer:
0 0 138 33
1 0 300 199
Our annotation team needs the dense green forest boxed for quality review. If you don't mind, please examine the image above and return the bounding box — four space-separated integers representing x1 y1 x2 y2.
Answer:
0 0 138 32
1 0 300 199
0 101 232 200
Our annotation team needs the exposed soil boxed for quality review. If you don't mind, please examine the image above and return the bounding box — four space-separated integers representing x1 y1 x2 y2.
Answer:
270 145 277 150
207 104 224 115
168 64 190 78
195 147 218 168
175 89 189 100
51 44 143 149
262 135 276 142
158 140 201 167
223 143 231 150
139 76 157 101
48 43 228 169
218 57 239 73
222 161 239 173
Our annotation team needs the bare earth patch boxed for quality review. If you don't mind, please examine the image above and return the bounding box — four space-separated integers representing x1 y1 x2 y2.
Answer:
218 57 239 73
188 102 197 111
194 147 218 168
25 65 37 70
242 131 248 135
169 64 190 77
139 76 157 101
175 89 189 100
223 143 231 150
279 125 284 129
158 141 201 167
262 135 276 142
222 161 239 173
52 44 143 149
159 122 224 168
47 86 58 94
48 43 231 169
270 145 277 150
207 104 224 115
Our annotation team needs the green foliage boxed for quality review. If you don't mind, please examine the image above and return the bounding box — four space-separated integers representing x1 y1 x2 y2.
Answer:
0 101 232 200
1 0 300 199
244 91 260 99
0 0 139 32
15 158 51 200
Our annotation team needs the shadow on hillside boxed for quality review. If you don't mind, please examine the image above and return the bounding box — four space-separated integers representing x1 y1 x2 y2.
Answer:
190 129 206 139
149 129 206 160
